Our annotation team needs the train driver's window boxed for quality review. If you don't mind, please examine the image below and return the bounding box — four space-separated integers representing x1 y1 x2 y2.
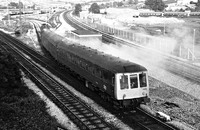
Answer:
120 75 128 90
130 74 138 89
139 73 147 87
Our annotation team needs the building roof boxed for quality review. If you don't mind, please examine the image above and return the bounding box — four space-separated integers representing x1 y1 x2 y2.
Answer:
163 0 177 4
72 30 99 35
71 30 102 37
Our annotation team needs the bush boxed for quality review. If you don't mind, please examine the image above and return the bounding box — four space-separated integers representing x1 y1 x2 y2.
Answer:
0 50 22 90
0 49 59 129
1 95 19 103
0 94 59 129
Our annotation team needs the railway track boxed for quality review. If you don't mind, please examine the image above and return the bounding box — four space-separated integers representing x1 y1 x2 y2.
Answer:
0 31 117 130
131 107 176 130
48 11 62 28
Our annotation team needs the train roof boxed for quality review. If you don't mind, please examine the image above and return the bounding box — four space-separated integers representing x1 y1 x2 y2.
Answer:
42 29 147 73
71 30 102 37
59 42 147 73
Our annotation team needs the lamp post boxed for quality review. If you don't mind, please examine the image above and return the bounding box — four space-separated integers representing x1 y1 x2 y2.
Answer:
19 0 22 31
163 22 165 35
192 29 195 61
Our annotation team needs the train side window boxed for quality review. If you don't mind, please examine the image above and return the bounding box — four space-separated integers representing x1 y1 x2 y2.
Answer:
74 56 78 64
73 56 76 64
69 54 72 61
92 67 95 74
100 71 103 78
77 59 80 65
71 55 75 63
88 65 92 73
112 77 115 85
103 71 108 81
74 57 77 64
66 53 69 60
85 64 88 70
95 68 101 77
81 61 85 68
83 62 86 69
139 73 147 87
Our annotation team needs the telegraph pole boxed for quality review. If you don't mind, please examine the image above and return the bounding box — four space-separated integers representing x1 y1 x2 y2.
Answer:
23 2 25 22
6 0 10 26
19 0 22 32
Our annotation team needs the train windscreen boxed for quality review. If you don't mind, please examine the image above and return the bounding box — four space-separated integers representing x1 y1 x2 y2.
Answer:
120 75 128 90
130 74 138 89
120 73 147 90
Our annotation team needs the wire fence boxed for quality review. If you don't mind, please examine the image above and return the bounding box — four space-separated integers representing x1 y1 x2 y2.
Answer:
80 18 176 54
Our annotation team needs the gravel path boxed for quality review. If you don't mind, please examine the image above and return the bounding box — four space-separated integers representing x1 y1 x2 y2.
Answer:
147 64 200 100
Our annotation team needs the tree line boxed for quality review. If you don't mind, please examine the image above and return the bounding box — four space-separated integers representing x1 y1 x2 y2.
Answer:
0 2 35 9
73 0 200 16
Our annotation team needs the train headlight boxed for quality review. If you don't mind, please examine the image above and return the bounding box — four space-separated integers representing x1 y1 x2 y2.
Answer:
123 94 126 99
142 92 146 95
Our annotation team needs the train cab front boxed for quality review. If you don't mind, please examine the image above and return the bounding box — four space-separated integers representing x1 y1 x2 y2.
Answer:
114 72 150 108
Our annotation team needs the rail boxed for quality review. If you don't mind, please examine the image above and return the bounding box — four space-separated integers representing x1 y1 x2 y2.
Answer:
0 31 117 130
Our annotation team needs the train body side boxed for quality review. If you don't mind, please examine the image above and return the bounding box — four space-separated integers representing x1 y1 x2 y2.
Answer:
41 29 115 98
40 29 150 107
57 41 115 98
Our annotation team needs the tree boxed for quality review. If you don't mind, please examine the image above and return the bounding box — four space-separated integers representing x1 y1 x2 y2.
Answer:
128 0 134 5
8 2 18 8
89 3 100 14
100 3 104 8
134 0 138 4
145 0 165 11
74 4 82 16
195 0 200 11
117 2 124 7
8 2 23 9
19 1 23 9
30 4 36 9
113 1 118 7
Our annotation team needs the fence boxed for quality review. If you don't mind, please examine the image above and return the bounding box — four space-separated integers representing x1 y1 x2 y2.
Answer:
76 16 198 61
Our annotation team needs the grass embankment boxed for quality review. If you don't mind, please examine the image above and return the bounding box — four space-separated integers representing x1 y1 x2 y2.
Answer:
0 49 59 129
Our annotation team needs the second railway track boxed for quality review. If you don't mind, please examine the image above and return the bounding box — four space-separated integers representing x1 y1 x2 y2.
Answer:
64 11 200 84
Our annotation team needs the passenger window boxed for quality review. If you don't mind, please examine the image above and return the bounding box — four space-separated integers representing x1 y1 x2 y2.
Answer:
120 75 128 90
81 61 85 68
96 68 101 77
85 64 88 70
139 73 147 87
130 74 138 89
89 66 94 73
103 71 108 81
100 71 103 78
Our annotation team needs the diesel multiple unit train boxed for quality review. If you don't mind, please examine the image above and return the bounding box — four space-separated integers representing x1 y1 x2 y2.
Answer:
40 26 150 108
